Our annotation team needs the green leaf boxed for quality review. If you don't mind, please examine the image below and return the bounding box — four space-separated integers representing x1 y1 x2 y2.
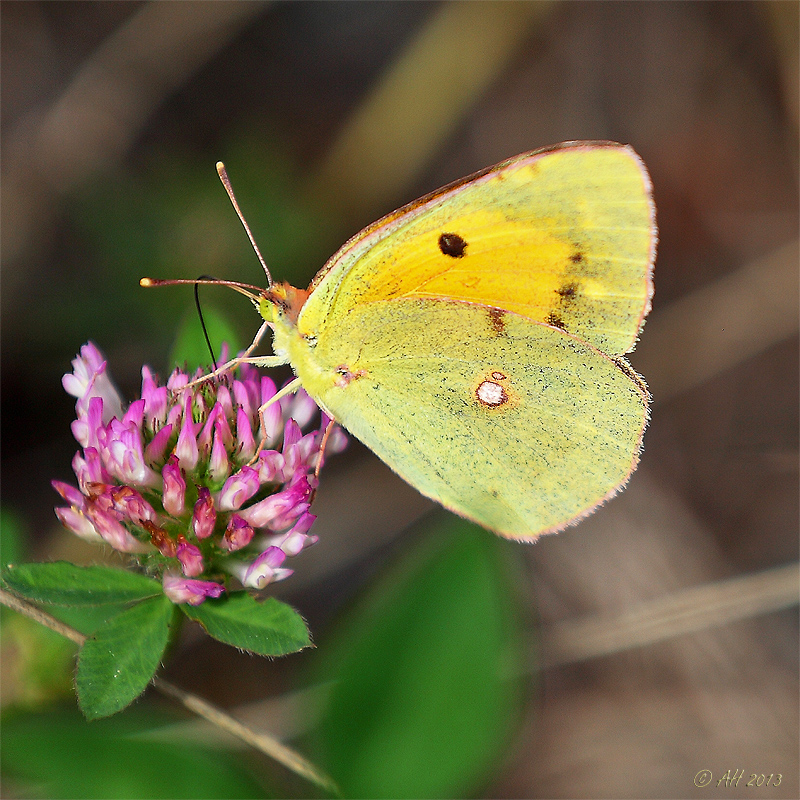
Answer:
168 305 242 373
182 592 310 656
2 562 161 607
1 705 266 799
310 515 531 799
42 603 138 638
76 596 176 719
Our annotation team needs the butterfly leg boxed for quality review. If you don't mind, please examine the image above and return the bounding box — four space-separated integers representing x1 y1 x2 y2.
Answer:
314 419 337 479
184 321 288 389
248 377 303 465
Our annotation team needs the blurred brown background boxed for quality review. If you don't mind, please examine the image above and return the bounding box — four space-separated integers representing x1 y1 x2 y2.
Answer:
2 2 798 797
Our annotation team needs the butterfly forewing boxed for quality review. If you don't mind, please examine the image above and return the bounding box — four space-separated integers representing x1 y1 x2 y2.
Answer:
300 143 655 358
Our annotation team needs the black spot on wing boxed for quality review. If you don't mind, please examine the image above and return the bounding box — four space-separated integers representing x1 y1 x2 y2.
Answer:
438 232 468 258
546 311 566 330
556 282 578 301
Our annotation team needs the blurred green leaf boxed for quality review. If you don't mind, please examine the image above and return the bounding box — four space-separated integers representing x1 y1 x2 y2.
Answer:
1 705 266 799
0 507 26 569
183 592 311 656
77 596 176 719
2 562 161 607
168 305 243 373
310 515 531 799
1 613 76 708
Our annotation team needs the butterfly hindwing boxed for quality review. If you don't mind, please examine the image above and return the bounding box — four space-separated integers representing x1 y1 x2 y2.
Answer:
299 298 648 540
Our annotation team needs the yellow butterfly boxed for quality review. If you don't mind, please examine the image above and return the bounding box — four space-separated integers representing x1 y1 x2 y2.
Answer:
151 141 656 541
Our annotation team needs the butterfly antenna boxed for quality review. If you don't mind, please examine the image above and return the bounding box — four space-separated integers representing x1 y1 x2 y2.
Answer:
194 276 218 372
216 161 274 287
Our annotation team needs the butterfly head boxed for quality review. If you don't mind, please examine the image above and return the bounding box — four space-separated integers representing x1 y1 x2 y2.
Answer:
259 282 309 327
